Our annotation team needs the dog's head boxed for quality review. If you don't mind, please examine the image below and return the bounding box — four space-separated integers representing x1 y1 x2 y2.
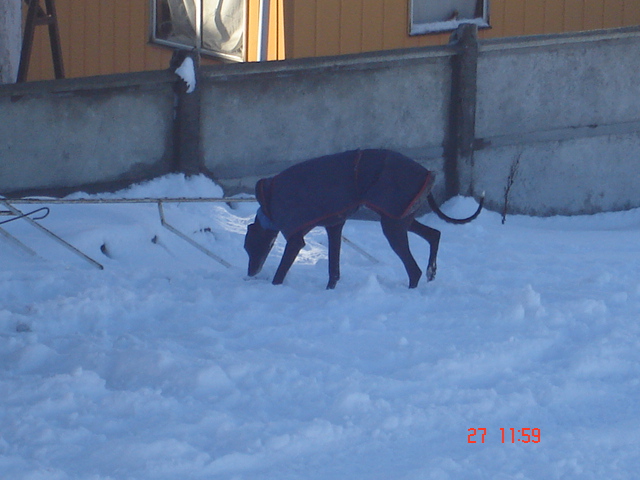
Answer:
244 210 278 277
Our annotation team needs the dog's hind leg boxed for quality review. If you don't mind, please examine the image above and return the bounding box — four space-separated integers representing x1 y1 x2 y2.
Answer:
380 216 422 288
272 234 306 285
325 221 345 289
409 220 441 282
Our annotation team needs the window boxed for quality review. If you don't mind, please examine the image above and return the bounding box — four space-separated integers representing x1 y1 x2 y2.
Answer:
409 0 489 35
152 0 245 61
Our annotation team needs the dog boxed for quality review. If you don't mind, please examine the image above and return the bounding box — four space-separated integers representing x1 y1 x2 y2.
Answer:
244 149 483 289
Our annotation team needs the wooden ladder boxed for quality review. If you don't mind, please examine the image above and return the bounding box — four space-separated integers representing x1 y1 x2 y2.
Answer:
17 0 65 82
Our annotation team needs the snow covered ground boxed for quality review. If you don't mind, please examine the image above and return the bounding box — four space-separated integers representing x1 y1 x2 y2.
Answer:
1 174 640 479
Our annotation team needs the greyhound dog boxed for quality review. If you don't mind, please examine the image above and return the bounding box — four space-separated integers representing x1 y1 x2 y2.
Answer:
244 149 483 289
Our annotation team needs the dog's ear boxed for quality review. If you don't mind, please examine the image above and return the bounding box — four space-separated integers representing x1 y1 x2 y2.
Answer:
255 178 273 218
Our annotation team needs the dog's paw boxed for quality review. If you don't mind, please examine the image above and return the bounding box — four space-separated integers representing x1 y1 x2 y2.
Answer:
426 265 437 282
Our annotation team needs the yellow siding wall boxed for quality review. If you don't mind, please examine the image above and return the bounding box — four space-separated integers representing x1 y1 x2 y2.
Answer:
23 0 640 81
26 1 173 80
283 0 640 58
246 0 288 61
24 0 278 81
490 0 640 37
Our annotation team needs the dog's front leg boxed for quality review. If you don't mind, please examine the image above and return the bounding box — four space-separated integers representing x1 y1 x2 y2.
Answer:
272 234 306 285
325 222 345 289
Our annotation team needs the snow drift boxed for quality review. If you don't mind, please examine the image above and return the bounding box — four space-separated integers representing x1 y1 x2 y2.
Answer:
1 174 639 479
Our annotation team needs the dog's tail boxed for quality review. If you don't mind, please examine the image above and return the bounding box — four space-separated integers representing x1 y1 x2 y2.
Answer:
427 192 484 225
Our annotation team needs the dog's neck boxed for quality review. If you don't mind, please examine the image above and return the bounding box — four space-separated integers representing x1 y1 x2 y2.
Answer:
257 207 279 232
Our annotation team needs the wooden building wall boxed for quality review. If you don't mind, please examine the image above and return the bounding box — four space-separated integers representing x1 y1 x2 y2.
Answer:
26 1 172 80
285 0 640 58
24 0 282 81
23 0 640 81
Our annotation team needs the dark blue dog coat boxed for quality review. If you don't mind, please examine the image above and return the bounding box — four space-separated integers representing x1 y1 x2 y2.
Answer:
255 149 435 239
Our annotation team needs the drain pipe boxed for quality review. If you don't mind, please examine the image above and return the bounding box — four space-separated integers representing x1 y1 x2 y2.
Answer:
257 0 271 61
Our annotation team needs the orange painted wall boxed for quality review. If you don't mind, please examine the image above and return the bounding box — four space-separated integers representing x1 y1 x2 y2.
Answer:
284 0 640 58
26 0 173 80
24 0 279 80
23 0 640 81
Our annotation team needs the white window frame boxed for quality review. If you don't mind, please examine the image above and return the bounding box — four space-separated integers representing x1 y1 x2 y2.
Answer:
409 0 490 36
151 0 246 62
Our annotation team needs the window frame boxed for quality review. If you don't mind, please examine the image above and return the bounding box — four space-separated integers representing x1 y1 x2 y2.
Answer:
150 0 246 62
409 0 490 36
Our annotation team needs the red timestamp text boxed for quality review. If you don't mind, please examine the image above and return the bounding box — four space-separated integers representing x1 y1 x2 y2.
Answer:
467 428 541 444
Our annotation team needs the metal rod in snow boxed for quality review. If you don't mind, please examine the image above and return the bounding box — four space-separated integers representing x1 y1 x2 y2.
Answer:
157 201 232 269
0 226 39 257
341 235 380 264
4 197 257 205
1 201 104 270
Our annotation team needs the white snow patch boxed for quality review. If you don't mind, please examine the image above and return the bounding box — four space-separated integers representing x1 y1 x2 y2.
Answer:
174 56 196 93
2 174 640 479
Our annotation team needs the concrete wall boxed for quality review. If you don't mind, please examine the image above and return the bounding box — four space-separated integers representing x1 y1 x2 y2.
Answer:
0 46 455 199
0 71 176 196
471 27 640 216
2 25 640 217
0 0 21 84
199 49 453 194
